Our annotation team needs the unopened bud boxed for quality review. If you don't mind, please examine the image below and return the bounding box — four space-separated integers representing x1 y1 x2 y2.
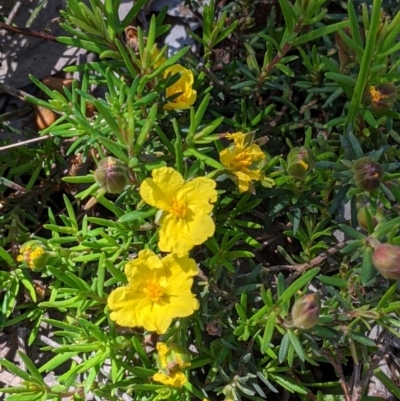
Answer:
365 83 397 113
156 342 191 375
291 293 320 329
287 147 315 181
357 206 385 230
352 157 384 191
94 157 128 194
17 240 49 270
372 243 400 280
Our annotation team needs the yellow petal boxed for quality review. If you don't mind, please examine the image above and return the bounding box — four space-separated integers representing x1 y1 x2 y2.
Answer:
163 253 198 277
153 371 187 388
158 212 215 257
158 214 194 256
140 167 184 210
164 101 192 110
168 290 200 316
219 148 235 169
235 171 252 192
108 286 148 327
226 132 246 147
178 177 217 214
139 301 174 334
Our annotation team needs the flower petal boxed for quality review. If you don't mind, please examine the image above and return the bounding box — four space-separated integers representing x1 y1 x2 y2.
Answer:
158 212 215 256
219 148 235 169
140 167 184 210
108 286 148 327
163 253 198 277
178 177 217 214
226 132 246 147
153 371 187 388
234 171 252 192
139 302 174 334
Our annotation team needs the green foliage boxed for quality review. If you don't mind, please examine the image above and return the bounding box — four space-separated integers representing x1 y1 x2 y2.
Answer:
2 0 400 400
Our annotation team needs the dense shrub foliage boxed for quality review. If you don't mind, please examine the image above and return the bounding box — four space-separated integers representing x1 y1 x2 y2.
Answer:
2 0 400 400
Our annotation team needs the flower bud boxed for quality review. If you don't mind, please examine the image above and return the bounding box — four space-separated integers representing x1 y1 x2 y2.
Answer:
357 206 385 230
372 243 400 280
365 83 397 113
17 240 49 270
94 157 128 194
291 293 320 329
352 157 384 191
287 147 315 181
156 342 191 374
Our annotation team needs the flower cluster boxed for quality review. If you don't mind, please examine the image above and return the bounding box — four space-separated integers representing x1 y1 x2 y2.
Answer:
106 65 269 391
219 132 267 193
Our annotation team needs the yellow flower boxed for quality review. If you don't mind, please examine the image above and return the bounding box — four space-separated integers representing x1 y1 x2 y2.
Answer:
153 371 187 388
17 240 49 270
219 132 267 193
140 167 217 256
164 64 197 110
107 249 199 334
153 342 191 388
156 342 191 371
367 83 397 112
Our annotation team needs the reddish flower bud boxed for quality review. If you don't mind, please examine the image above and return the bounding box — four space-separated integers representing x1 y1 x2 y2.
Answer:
291 293 320 329
94 157 128 194
372 243 400 280
352 157 384 191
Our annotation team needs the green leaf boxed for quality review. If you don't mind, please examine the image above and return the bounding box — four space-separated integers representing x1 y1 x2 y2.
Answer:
57 36 108 53
287 329 305 361
121 0 149 27
349 332 376 347
269 373 308 394
361 246 375 285
374 369 400 398
0 359 31 382
317 275 348 288
278 0 296 34
261 312 276 353
118 208 157 223
276 268 320 306
293 20 350 46
338 224 367 240
17 352 44 384
278 332 290 363
0 246 16 267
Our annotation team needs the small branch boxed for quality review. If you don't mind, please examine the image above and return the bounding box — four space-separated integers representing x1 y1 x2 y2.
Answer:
350 330 394 401
263 242 345 284
0 81 32 102
321 348 351 401
257 22 303 87
0 135 52 152
0 21 58 42
200 65 233 95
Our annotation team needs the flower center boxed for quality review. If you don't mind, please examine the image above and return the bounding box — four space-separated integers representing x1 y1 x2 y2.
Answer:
145 281 164 302
232 149 253 169
170 198 187 218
